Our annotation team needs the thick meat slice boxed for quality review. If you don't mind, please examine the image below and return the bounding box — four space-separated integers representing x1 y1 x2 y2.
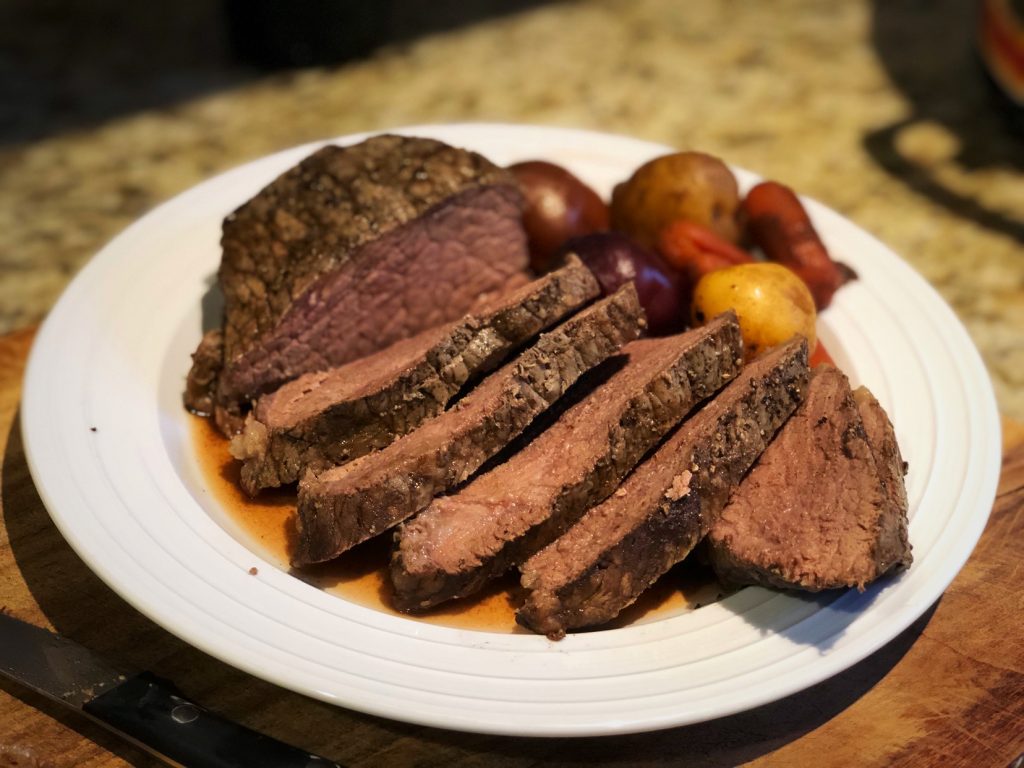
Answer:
293 285 645 566
517 338 809 639
390 313 744 612
854 386 912 569
207 135 528 402
182 328 247 435
706 366 912 592
183 329 223 417
230 257 599 495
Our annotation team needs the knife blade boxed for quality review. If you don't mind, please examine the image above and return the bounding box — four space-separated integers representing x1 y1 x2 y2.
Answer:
0 612 341 768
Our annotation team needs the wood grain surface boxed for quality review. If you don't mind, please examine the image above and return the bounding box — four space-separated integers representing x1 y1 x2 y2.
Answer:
1 326 1022 768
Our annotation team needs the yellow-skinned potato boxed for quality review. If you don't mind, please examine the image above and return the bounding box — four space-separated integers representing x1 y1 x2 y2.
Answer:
610 151 741 247
691 263 816 360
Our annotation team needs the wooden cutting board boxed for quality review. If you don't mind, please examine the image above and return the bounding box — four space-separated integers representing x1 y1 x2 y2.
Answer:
1 326 1022 768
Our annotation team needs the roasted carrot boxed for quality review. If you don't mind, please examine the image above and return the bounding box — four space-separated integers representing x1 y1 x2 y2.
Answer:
659 220 753 266
657 220 754 291
742 181 855 310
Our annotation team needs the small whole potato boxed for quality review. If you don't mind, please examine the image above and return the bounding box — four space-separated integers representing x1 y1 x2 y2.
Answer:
691 263 816 360
560 232 685 336
610 151 741 247
508 160 610 273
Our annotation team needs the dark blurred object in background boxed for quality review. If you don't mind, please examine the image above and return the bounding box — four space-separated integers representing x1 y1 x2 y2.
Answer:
978 0 1024 134
0 0 554 147
0 0 239 147
866 0 1024 243
226 0 388 66
225 0 554 68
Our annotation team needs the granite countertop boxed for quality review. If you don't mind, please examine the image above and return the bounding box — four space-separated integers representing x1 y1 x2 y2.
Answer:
1 0 1021 418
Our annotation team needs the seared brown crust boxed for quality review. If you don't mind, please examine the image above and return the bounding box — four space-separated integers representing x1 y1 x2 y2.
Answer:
231 326 459 494
390 313 744 612
292 285 645 566
517 338 809 639
213 135 527 400
854 386 912 571
706 367 912 592
183 329 224 416
231 258 599 495
222 135 512 369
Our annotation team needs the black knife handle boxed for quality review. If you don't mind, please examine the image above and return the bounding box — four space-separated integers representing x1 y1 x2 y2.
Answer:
82 672 340 768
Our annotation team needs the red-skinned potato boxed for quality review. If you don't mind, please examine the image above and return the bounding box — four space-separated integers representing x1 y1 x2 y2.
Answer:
508 161 609 273
559 232 685 336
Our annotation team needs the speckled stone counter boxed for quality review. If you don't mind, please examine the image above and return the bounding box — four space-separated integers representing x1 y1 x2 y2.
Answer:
1 0 1022 417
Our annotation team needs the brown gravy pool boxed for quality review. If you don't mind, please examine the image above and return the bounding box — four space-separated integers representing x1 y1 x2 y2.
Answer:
191 415 725 633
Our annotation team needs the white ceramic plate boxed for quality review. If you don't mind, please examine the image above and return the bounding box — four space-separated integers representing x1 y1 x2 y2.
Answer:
21 124 1001 737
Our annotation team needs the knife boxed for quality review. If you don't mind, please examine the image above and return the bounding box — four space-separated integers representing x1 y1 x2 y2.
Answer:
0 611 341 768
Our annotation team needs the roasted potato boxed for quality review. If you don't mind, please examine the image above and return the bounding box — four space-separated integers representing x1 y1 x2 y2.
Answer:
691 262 816 360
610 152 741 247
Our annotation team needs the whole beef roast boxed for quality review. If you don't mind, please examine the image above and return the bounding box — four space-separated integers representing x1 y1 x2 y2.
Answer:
517 337 809 639
188 134 529 419
390 313 744 612
706 366 911 591
229 257 599 495
293 285 645 566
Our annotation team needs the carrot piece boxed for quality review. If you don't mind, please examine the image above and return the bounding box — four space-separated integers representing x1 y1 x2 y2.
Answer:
808 339 836 368
656 220 754 294
661 220 753 265
742 181 855 310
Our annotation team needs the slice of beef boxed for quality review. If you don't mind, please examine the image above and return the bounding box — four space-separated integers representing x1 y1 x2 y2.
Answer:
390 313 744 612
517 337 809 639
230 257 600 495
203 134 529 405
705 366 912 592
184 329 223 417
182 329 247 436
293 285 645 566
854 386 912 570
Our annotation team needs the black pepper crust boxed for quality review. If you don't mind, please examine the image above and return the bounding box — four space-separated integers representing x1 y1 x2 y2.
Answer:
219 135 518 368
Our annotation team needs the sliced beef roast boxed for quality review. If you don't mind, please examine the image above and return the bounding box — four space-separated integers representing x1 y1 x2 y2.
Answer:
184 329 223 417
198 134 529 409
854 385 912 567
517 337 809 639
390 313 744 612
293 285 645 566
706 366 911 592
183 328 249 436
230 257 599 495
